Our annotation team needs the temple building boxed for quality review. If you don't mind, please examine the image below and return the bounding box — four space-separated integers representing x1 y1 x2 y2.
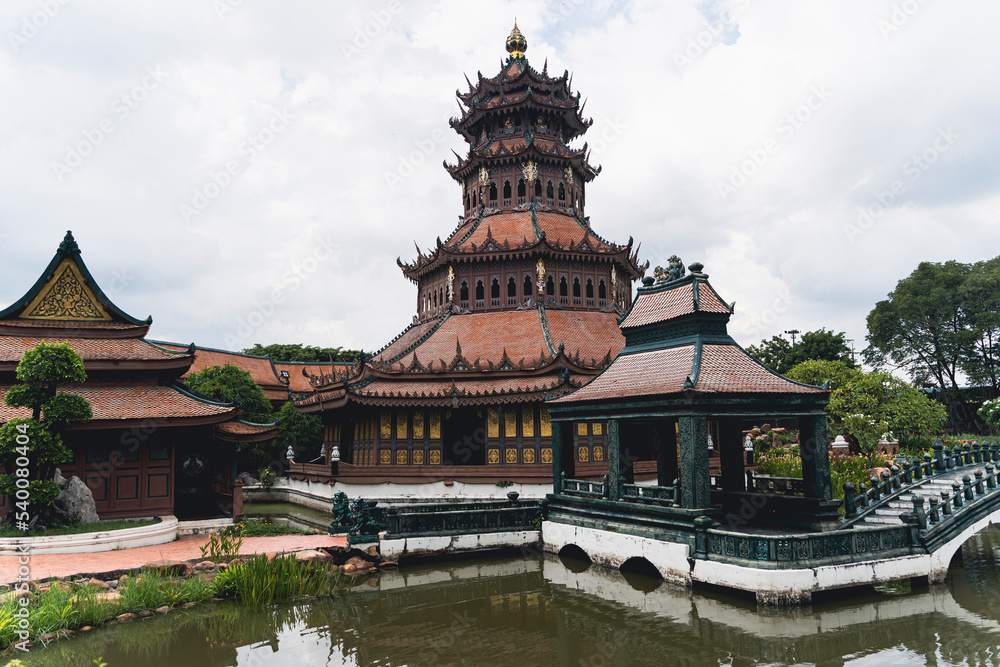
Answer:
0 232 275 519
293 26 646 482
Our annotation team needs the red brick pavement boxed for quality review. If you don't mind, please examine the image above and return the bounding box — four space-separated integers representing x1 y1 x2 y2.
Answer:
0 533 348 583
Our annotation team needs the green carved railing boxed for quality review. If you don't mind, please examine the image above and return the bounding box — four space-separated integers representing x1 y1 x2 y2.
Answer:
621 481 679 508
383 496 542 539
562 475 607 499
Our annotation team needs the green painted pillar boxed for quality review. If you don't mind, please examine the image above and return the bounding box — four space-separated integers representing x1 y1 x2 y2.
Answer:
654 419 678 487
551 420 575 494
678 415 710 509
799 414 833 500
606 419 621 501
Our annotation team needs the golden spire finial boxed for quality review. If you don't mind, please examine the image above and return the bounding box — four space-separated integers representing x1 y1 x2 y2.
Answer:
506 22 527 59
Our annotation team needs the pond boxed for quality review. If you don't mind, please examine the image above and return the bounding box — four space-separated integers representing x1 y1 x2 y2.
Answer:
10 525 1000 666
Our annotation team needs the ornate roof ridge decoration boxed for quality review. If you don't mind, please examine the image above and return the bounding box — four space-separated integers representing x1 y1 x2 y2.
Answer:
370 311 452 362
303 356 366 389
0 231 152 334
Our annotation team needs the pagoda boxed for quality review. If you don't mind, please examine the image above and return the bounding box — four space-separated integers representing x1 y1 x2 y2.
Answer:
294 26 646 483
0 232 275 519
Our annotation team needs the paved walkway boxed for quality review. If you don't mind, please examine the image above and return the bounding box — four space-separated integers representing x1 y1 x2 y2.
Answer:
0 533 348 583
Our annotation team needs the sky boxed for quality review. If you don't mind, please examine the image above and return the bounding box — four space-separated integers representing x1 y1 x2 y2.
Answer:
1 0 998 365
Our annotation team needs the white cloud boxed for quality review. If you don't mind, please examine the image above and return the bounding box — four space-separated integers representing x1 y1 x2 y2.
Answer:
0 0 998 362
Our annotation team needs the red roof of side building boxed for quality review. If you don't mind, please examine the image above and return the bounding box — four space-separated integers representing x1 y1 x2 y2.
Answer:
0 337 189 364
0 383 236 426
215 420 279 442
544 310 624 363
619 281 732 330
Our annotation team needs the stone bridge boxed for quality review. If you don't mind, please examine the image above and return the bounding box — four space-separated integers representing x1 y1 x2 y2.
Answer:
543 443 1000 604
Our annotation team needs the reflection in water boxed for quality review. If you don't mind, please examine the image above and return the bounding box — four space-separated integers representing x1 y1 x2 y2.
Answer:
16 527 1000 667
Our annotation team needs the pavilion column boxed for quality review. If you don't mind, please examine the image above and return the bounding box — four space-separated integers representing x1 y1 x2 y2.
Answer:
551 420 575 494
606 419 621 501
799 414 832 500
654 419 678 487
678 415 710 509
719 418 746 492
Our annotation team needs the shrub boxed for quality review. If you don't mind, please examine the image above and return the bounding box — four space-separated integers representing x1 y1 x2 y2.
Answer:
211 554 338 610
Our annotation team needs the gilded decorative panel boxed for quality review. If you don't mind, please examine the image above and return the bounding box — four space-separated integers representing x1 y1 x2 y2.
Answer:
540 407 552 437
593 446 604 462
429 449 442 465
505 449 518 464
21 259 111 321
412 411 424 439
488 448 501 464
577 423 588 437
430 411 441 439
396 449 408 465
505 409 517 438
578 447 589 462
380 411 391 439
523 448 535 464
379 450 391 465
540 448 553 464
324 425 334 441
521 406 534 438
396 411 408 440
412 450 424 465
593 422 603 436
488 408 500 438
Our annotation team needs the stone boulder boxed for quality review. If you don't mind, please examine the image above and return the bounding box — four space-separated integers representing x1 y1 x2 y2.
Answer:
51 472 99 525
238 471 260 486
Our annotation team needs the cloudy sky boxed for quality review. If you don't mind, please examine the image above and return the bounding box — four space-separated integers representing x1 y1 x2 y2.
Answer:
1 0 998 364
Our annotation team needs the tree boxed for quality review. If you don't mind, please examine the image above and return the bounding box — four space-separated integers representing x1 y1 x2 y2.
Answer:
276 401 323 460
184 365 273 423
826 371 947 452
747 328 854 375
0 342 93 525
864 260 975 394
786 359 862 390
242 343 364 363
959 257 1000 392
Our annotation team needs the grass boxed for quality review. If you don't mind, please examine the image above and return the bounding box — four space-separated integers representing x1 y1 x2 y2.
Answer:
222 518 317 537
0 517 161 539
212 554 339 610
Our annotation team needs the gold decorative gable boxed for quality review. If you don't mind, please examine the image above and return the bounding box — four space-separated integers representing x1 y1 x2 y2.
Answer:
20 259 111 321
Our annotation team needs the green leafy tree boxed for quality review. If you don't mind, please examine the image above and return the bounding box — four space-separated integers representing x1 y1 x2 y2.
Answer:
864 260 975 394
827 371 947 452
184 364 273 423
959 257 1000 392
786 359 862 390
0 342 93 525
276 402 323 460
242 343 364 363
747 328 854 375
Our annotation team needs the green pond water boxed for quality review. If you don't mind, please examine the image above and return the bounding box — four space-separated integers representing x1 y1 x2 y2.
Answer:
9 525 1000 666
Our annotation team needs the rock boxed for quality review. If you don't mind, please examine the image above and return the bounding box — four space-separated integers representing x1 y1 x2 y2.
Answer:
62 630 75 637
181 602 196 608
155 606 170 614
364 545 380 558
217 563 228 572
378 561 399 570
0 590 33 604
38 632 57 643
51 474 99 525
116 613 137 623
108 580 119 589
341 563 356 573
80 626 92 632
292 550 330 563
86 578 110 590
143 560 193 577
344 555 367 569
119 574 129 585
761 423 773 433
194 561 216 571
138 610 153 618
96 591 121 603
238 471 260 485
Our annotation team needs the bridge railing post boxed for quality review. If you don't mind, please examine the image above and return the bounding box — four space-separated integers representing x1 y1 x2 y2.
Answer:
986 463 997 490
974 471 986 497
911 494 928 530
945 447 955 469
940 490 952 517
963 444 973 466
992 441 1000 463
952 482 964 508
843 481 857 518
928 495 940 524
870 476 881 502
973 442 982 464
933 440 945 472
880 471 892 496
602 474 609 500
890 465 902 491
963 474 974 501
923 454 933 478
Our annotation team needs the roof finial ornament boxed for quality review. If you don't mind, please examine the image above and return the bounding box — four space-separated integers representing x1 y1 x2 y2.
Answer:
59 230 81 255
506 22 527 59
